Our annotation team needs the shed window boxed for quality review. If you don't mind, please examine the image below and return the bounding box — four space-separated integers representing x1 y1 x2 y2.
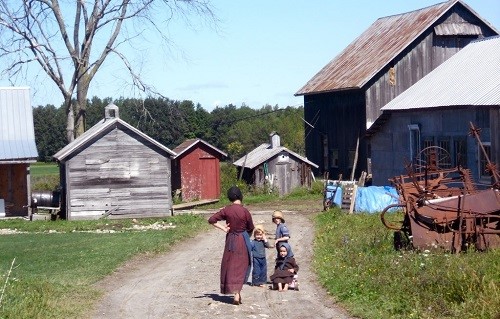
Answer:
408 124 421 164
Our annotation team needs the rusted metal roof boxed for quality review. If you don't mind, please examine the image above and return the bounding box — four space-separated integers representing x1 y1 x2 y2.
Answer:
172 138 227 159
233 143 318 169
53 105 176 161
0 87 38 162
295 0 498 96
381 36 500 111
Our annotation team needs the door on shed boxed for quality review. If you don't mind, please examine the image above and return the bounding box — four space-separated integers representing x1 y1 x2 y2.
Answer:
200 157 219 199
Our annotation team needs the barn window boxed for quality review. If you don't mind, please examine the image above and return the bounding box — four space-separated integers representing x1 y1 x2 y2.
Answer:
438 138 452 169
453 138 467 167
408 124 421 164
330 149 339 168
479 143 491 179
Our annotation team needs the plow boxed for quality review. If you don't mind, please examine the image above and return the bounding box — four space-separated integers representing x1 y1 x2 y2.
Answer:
381 122 500 253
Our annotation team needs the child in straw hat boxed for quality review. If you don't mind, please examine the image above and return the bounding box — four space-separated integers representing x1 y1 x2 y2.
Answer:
272 210 292 257
250 225 273 287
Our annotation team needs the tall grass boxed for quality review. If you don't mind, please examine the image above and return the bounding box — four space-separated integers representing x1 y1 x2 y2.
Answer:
314 208 500 319
0 215 210 318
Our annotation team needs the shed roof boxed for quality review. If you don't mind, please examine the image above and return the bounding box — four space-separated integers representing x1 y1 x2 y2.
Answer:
381 36 500 110
53 117 176 161
295 0 498 96
0 87 38 162
172 138 227 159
233 143 318 169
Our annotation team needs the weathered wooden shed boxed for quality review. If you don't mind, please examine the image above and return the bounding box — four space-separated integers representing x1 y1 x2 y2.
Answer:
368 36 500 186
0 87 38 217
233 132 318 196
53 104 176 220
171 138 227 202
295 0 498 181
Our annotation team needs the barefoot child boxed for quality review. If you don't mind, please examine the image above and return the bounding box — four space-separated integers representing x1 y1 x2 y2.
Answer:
270 243 299 292
250 225 273 287
272 210 292 256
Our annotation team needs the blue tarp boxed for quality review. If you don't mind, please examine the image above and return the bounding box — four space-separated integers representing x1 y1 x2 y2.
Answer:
354 186 399 213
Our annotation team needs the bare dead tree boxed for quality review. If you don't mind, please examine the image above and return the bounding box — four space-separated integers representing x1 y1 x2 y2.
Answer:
0 0 216 142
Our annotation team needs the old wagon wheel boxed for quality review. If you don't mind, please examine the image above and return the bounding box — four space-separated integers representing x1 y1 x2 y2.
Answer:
414 146 452 174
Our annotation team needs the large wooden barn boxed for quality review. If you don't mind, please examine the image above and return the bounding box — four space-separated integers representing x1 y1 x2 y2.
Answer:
295 0 498 182
0 87 38 217
233 132 318 196
368 36 500 186
53 104 176 220
171 138 227 202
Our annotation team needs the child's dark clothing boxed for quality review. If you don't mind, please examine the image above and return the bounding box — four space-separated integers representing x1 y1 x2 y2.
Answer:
251 239 272 286
270 255 299 285
270 243 299 286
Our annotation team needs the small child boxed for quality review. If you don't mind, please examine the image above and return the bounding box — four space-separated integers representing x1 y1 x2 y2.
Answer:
272 210 292 256
250 225 273 287
270 243 299 292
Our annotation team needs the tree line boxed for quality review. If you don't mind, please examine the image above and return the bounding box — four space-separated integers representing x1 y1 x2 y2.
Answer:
33 97 305 163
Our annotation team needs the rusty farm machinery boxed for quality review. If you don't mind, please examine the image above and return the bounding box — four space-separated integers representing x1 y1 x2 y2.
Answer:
381 123 500 253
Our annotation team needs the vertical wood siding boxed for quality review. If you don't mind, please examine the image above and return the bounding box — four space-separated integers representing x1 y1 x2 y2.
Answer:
0 164 29 216
64 127 172 219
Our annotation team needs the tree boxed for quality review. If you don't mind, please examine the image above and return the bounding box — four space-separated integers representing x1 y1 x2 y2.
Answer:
0 0 215 142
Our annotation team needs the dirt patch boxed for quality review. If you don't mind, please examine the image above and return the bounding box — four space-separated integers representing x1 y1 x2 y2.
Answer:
91 200 354 319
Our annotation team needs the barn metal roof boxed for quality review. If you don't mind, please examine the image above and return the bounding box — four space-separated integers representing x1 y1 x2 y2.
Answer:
381 36 500 111
53 115 176 161
233 143 318 169
0 87 38 162
172 138 227 159
295 0 498 96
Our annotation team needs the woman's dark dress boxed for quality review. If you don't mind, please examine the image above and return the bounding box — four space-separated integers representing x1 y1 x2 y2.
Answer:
270 256 299 285
208 204 254 294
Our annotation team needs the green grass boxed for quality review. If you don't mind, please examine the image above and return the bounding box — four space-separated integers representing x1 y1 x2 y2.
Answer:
314 208 500 319
30 162 59 177
0 214 210 318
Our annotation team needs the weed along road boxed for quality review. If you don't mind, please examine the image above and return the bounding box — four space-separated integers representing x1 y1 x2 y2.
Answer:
91 210 352 319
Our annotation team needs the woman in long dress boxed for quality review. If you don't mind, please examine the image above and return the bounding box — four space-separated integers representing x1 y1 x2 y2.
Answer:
208 186 254 305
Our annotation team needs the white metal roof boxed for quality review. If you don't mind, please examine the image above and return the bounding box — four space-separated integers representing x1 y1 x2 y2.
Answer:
381 36 500 111
53 116 176 161
233 143 318 169
0 87 38 162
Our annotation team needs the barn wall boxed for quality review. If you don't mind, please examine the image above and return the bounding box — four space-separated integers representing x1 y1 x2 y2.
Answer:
371 108 494 185
365 6 496 128
0 164 30 216
63 127 172 219
177 144 221 201
304 91 366 180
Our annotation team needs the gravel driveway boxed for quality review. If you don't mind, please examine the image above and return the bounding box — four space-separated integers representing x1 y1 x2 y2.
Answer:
91 208 353 319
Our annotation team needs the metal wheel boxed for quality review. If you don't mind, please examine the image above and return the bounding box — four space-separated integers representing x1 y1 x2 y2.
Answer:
415 146 452 174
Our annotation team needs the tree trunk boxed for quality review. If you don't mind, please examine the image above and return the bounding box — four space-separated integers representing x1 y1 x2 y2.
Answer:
75 76 90 138
65 98 75 143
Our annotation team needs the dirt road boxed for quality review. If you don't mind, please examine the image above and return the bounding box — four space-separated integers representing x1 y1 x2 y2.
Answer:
91 207 353 319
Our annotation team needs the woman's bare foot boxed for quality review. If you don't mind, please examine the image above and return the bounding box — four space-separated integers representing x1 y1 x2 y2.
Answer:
233 292 241 305
283 284 289 291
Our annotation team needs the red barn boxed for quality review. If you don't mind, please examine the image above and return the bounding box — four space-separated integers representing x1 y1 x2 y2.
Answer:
171 139 227 202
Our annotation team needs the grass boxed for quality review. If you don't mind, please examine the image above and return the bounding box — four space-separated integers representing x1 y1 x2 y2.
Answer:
313 208 500 319
0 215 210 318
30 162 60 192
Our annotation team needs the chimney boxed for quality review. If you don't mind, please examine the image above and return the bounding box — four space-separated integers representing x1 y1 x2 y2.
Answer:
269 131 280 148
105 103 119 119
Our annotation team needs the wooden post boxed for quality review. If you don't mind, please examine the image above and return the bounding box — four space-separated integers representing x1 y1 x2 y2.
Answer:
350 135 360 181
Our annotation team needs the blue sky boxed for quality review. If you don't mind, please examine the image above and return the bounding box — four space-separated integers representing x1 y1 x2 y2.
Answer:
3 0 500 111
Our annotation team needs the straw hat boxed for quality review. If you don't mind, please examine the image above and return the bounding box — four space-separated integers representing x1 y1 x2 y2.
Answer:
272 210 285 222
